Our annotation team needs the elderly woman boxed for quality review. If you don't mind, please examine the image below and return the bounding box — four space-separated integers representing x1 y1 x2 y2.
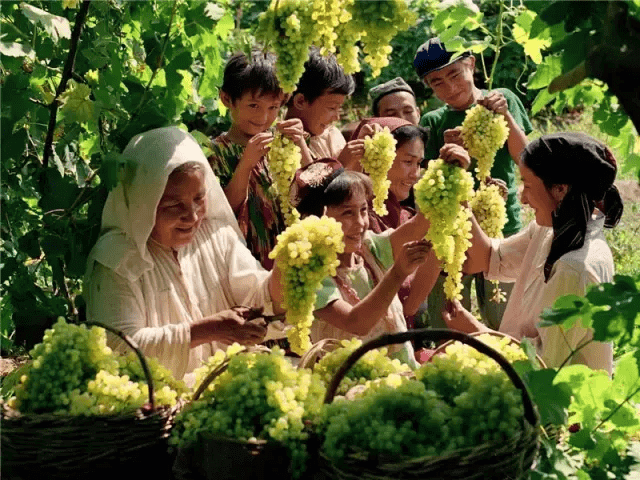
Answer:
84 127 283 381
443 132 624 374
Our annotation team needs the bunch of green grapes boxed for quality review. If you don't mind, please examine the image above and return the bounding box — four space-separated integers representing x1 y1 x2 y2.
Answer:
319 340 527 465
59 80 94 124
310 0 352 55
170 347 326 478
192 342 246 394
414 159 474 300
314 338 411 396
470 183 508 302
339 0 416 78
334 22 362 75
267 131 301 226
268 216 344 355
360 127 396 216
321 380 452 463
11 318 118 414
9 318 185 415
256 0 315 93
460 104 509 182
416 343 525 449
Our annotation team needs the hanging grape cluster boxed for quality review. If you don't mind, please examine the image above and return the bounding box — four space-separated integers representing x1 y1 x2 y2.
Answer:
460 104 510 183
170 347 326 478
360 127 397 216
9 318 186 415
256 0 416 92
461 104 510 302
268 216 344 355
414 159 474 300
267 131 302 226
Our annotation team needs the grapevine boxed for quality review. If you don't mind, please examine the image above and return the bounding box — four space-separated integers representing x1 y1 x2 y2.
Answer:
255 0 315 93
59 80 95 124
268 216 344 355
170 347 326 478
459 104 509 182
267 131 301 226
360 127 396 216
414 159 474 300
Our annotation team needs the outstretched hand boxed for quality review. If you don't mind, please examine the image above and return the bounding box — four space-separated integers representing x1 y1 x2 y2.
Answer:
395 239 432 279
441 300 490 334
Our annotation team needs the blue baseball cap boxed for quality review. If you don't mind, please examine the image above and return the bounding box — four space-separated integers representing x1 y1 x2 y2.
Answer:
413 37 471 79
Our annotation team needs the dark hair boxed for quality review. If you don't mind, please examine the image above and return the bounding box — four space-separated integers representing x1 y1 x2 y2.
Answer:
297 171 373 217
293 48 355 104
392 125 429 150
221 51 282 102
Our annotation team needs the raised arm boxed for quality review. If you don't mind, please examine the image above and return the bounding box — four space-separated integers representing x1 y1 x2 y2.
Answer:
315 240 431 336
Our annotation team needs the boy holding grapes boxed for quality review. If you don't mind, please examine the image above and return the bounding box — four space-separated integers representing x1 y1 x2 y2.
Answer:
209 50 310 269
413 37 533 330
285 48 367 170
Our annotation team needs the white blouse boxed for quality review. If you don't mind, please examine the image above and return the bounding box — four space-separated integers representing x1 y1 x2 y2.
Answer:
85 219 274 380
489 215 614 373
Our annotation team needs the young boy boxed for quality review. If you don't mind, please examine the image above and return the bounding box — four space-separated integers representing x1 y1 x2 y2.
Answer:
285 48 364 170
210 50 309 269
413 37 533 331
369 76 421 125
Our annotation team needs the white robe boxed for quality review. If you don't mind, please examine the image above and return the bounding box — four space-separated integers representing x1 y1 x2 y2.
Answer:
489 215 614 373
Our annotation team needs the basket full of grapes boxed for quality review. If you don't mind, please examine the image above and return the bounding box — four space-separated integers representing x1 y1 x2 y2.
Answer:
314 329 540 480
170 345 327 480
1 318 185 480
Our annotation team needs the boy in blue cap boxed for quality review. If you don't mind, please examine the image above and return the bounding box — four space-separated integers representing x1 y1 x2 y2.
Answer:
413 37 533 331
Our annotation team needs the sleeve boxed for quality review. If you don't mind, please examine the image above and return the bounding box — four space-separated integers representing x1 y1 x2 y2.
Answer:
420 110 444 162
501 88 533 135
486 222 535 282
208 137 241 188
221 225 275 315
314 276 342 311
85 262 192 379
536 264 613 374
366 230 395 270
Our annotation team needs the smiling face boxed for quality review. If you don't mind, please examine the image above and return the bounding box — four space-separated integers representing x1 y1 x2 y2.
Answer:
296 92 346 136
388 137 423 202
377 91 421 125
423 57 477 111
519 163 563 227
151 167 207 250
222 90 284 138
325 190 369 255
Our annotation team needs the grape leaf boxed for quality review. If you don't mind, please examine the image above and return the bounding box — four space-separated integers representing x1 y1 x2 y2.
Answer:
520 368 572 426
528 55 563 89
20 3 71 43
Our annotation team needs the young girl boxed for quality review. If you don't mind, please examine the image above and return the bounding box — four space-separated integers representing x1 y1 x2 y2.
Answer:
291 159 435 366
210 50 311 269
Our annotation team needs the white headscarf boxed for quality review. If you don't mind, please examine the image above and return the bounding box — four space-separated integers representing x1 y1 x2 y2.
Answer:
86 126 242 283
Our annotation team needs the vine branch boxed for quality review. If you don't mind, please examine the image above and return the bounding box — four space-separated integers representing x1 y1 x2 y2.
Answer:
42 0 91 168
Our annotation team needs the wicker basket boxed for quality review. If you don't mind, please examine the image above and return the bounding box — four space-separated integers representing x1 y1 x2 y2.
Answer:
172 345 296 480
315 328 540 480
1 322 179 480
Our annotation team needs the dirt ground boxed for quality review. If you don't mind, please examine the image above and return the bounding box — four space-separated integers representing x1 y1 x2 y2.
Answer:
615 179 640 205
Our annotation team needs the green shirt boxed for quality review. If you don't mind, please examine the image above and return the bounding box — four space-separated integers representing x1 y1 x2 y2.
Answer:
420 88 533 236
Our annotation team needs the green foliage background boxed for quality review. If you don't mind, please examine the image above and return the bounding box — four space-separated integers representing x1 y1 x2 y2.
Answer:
1 1 639 477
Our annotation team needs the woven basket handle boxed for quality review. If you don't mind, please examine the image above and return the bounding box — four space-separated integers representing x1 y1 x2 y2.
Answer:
190 345 271 401
323 328 539 427
86 321 156 410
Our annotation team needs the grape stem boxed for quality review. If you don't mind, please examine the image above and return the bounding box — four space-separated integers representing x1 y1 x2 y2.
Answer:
42 0 91 168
